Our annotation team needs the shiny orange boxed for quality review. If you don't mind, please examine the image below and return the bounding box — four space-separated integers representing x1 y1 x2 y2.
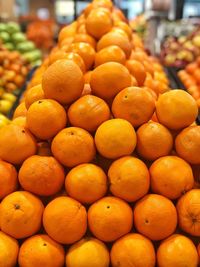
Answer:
126 60 146 86
25 84 45 109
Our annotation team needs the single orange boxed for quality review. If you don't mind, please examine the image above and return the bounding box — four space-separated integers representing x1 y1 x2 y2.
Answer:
12 116 27 128
0 124 37 165
112 86 155 127
0 160 17 200
65 163 107 204
27 99 67 140
68 95 110 132
150 156 194 199
66 237 110 267
19 155 65 196
58 22 77 44
136 121 173 160
73 33 96 48
175 125 200 164
95 118 136 159
51 127 96 167
111 233 156 267
90 62 132 100
85 8 113 39
94 45 126 67
88 196 133 242
133 194 177 241
157 234 199 267
114 21 132 40
43 196 87 244
108 156 150 202
156 90 198 130
126 60 146 86
0 191 44 239
176 189 200 236
42 59 84 105
13 102 27 119
25 84 45 109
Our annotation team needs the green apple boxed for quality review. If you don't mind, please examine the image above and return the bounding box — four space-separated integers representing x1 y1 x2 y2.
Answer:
0 100 13 114
2 93 17 103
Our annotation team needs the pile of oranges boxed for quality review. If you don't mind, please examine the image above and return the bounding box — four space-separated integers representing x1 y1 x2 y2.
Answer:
178 57 200 107
0 0 199 266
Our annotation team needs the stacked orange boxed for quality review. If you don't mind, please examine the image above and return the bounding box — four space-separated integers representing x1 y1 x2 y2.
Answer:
0 1 199 266
178 57 200 107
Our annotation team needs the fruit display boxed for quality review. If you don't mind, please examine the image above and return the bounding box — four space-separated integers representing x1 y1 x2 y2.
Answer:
129 14 147 39
0 45 30 116
0 22 42 66
178 57 200 107
161 26 200 67
0 1 199 266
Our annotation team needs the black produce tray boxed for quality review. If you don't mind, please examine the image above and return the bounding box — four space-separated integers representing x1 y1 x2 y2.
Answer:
165 66 200 125
7 66 38 119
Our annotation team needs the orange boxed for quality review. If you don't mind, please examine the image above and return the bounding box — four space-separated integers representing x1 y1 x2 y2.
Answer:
88 196 133 242
85 8 112 39
84 70 92 83
12 116 27 128
0 160 17 200
25 84 45 109
111 233 156 267
49 49 68 64
157 234 199 267
95 118 136 159
114 21 132 40
108 156 150 202
67 42 95 70
68 95 110 132
175 126 200 164
58 22 77 44
19 155 65 196
136 121 173 160
126 60 146 86
176 189 200 236
42 59 84 105
97 31 132 58
73 33 96 48
18 234 65 267
65 163 107 204
66 238 110 267
51 127 96 167
27 99 67 140
185 62 198 74
0 124 37 165
94 45 126 67
150 156 194 199
90 62 132 100
143 60 154 77
156 90 198 130
0 191 44 239
133 194 177 241
13 102 27 119
112 87 155 127
0 231 19 267
43 196 87 244
60 37 74 47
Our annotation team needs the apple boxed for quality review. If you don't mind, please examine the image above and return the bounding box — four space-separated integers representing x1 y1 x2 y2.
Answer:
2 93 17 103
0 100 13 114
192 35 200 47
164 54 176 65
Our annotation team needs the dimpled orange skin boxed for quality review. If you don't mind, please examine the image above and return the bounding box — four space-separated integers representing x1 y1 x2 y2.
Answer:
19 155 65 196
68 95 111 132
157 234 199 267
150 156 194 200
90 62 132 100
112 86 155 127
108 156 150 202
176 189 200 237
88 196 133 242
95 118 137 159
43 196 87 244
42 60 84 105
25 84 45 109
0 160 17 200
0 191 44 239
94 45 126 67
133 194 178 241
111 233 156 267
65 163 107 204
51 127 96 167
0 231 19 267
0 124 37 165
18 234 65 267
26 99 67 140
